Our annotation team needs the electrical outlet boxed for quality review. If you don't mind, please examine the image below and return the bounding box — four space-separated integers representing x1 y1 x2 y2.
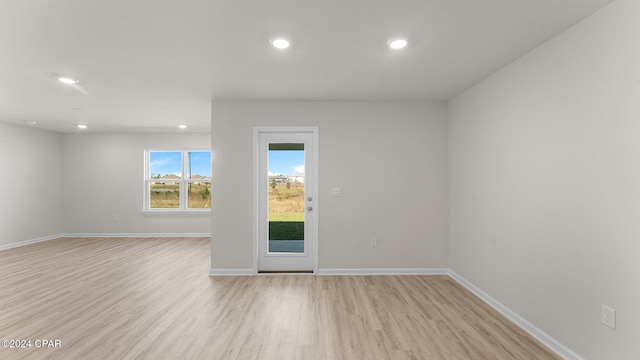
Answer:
601 305 616 330
369 237 377 247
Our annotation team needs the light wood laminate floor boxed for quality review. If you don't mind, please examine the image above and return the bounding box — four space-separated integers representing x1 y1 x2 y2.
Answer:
0 237 560 360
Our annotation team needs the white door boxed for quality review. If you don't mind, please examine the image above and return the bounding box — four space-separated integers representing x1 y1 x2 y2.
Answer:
255 128 317 272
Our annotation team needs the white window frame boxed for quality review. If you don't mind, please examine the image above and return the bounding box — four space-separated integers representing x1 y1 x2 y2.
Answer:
143 149 211 214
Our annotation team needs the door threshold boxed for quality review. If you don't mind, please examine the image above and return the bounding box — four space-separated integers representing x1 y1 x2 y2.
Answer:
258 270 314 274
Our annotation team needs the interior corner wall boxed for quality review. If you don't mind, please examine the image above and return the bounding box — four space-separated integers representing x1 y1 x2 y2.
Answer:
62 132 211 235
210 101 448 271
448 0 640 358
0 122 63 246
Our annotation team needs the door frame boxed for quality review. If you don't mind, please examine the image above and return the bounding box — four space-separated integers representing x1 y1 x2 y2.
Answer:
252 126 319 274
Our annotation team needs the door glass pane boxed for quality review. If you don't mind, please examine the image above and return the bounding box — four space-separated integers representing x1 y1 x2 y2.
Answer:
268 143 304 253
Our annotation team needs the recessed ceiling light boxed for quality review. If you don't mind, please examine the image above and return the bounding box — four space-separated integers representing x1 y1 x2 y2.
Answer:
270 38 290 49
178 124 188 129
58 76 79 85
388 39 408 50
77 124 88 129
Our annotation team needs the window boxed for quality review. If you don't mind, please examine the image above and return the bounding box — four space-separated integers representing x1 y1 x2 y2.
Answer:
144 150 211 212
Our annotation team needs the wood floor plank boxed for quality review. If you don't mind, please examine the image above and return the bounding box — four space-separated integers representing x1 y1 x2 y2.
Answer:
0 237 561 359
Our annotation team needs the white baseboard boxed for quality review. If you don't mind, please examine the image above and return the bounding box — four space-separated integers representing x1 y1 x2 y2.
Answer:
209 269 255 276
62 233 211 238
447 270 584 360
0 234 64 251
317 268 449 275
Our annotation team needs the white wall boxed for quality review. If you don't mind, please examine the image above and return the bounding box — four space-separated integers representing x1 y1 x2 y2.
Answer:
62 133 211 235
211 101 448 271
0 123 63 246
448 0 640 358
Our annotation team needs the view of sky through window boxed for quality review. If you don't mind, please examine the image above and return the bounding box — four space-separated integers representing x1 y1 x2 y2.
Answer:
150 151 211 178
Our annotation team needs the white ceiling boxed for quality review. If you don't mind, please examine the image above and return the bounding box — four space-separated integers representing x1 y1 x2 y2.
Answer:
0 0 615 133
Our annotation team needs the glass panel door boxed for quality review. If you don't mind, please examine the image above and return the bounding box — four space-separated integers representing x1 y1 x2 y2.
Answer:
256 129 316 272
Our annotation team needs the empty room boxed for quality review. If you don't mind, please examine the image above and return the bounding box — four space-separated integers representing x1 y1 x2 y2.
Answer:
0 0 638 359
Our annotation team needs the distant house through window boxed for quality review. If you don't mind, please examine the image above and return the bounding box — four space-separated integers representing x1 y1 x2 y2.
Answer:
144 150 211 211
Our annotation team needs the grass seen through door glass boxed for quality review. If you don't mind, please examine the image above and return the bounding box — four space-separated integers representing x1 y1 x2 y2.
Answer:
268 182 304 221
